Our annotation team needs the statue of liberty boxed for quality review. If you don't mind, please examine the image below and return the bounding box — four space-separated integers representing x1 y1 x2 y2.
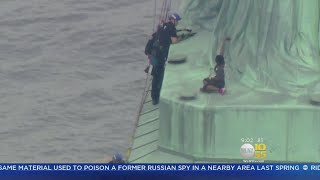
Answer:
179 0 320 97
127 0 320 164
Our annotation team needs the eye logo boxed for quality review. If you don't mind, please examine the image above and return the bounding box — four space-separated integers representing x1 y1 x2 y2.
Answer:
240 143 255 158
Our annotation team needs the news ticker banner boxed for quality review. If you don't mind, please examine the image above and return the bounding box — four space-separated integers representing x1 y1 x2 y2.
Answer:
0 164 319 174
2 164 320 180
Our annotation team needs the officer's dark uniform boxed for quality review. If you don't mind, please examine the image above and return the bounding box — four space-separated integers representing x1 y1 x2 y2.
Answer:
108 153 126 164
151 21 177 105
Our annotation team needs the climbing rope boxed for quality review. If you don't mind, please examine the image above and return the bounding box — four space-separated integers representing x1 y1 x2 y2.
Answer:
126 0 172 162
164 0 172 22
160 0 172 26
153 0 157 32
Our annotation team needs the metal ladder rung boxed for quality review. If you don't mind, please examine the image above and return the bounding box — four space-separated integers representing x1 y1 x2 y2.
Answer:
132 139 158 151
135 129 159 139
138 117 159 127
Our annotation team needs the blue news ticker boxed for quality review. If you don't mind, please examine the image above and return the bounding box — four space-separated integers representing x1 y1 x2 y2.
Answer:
0 164 319 180
0 164 318 172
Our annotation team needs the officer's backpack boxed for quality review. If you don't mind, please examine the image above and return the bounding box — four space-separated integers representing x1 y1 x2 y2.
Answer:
144 33 156 56
144 25 163 57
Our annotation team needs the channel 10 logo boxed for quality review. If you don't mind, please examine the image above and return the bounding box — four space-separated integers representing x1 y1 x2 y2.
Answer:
240 143 267 159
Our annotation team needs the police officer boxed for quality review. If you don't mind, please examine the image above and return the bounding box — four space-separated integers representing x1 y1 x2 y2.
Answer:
108 153 126 164
151 13 183 105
